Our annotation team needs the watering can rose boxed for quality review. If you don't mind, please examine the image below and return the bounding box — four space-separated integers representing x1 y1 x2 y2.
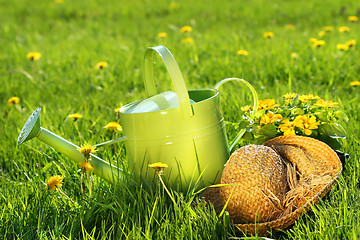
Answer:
238 93 347 149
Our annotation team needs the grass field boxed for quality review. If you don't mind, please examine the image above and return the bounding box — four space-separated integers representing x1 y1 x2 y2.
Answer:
1 0 360 239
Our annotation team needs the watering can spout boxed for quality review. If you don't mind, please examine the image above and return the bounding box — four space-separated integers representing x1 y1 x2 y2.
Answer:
17 108 124 184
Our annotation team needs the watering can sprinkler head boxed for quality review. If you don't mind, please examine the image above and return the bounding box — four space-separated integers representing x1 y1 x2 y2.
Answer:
17 108 124 185
17 107 41 146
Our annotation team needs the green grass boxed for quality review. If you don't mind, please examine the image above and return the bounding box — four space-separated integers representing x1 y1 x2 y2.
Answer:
1 0 360 239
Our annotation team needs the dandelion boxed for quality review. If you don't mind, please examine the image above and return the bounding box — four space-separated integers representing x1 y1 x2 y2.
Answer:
279 119 296 136
263 32 274 39
260 112 282 125
170 2 178 9
313 40 325 48
310 38 318 43
323 26 334 32
26 52 41 61
315 99 338 108
114 107 121 113
148 162 176 205
290 52 298 59
241 105 251 112
149 162 168 175
336 44 349 51
45 175 64 191
96 61 108 70
79 162 94 172
318 31 326 37
68 113 83 121
284 93 297 103
77 144 97 158
104 121 122 131
285 24 295 30
338 26 350 33
158 32 167 38
180 26 192 33
294 115 320 135
346 40 356 48
8 97 20 106
299 94 320 103
182 37 194 44
258 99 279 110
237 50 249 56
350 81 360 86
348 16 359 22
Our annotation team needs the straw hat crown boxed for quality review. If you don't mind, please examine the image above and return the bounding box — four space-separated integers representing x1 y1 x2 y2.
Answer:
219 145 288 223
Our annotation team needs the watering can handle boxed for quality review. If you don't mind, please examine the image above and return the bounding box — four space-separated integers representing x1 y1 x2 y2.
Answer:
215 78 259 152
143 45 194 119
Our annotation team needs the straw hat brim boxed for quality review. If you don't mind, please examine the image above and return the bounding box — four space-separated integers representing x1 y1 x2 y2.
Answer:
200 136 342 236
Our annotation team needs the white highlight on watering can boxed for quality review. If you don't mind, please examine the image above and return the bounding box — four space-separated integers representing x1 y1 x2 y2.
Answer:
122 91 196 113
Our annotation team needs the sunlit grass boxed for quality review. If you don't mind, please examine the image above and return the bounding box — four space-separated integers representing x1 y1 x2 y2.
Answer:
1 0 360 239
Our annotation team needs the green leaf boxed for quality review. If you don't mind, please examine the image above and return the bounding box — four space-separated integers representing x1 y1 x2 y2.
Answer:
314 111 328 122
253 109 266 119
319 123 346 138
291 107 305 115
257 123 277 137
333 110 349 122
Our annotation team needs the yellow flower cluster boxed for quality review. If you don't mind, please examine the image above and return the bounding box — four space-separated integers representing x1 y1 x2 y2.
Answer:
46 175 64 191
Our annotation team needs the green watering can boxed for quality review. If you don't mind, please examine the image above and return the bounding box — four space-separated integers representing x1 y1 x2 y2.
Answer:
17 45 258 191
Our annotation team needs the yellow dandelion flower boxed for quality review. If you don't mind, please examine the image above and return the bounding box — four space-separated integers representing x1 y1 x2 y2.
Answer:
350 81 360 86
336 43 349 51
260 112 282 125
323 26 334 32
182 37 194 44
79 162 94 172
313 40 325 48
284 93 297 103
299 94 320 103
258 99 279 110
158 32 167 38
237 50 249 56
346 40 356 48
310 38 318 43
279 119 296 136
149 162 168 175
77 144 97 156
170 2 178 9
114 107 121 113
263 32 274 39
149 162 168 169
315 99 338 108
104 121 122 131
8 96 20 106
45 175 64 191
285 24 295 30
68 113 83 121
338 26 350 33
96 61 108 70
241 105 251 112
26 52 41 61
294 115 320 135
290 52 298 59
348 16 359 22
180 26 192 33
318 31 326 37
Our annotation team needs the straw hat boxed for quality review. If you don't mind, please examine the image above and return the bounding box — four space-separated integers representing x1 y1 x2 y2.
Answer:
200 135 342 236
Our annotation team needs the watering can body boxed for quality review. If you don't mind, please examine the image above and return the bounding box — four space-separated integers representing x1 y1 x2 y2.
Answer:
120 89 229 189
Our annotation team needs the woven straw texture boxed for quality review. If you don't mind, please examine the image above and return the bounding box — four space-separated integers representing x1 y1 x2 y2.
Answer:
200 135 342 236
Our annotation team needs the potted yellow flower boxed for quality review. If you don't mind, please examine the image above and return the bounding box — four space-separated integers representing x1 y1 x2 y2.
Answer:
238 93 348 150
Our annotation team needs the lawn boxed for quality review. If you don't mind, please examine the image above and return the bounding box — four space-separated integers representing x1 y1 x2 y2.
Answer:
1 0 360 239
